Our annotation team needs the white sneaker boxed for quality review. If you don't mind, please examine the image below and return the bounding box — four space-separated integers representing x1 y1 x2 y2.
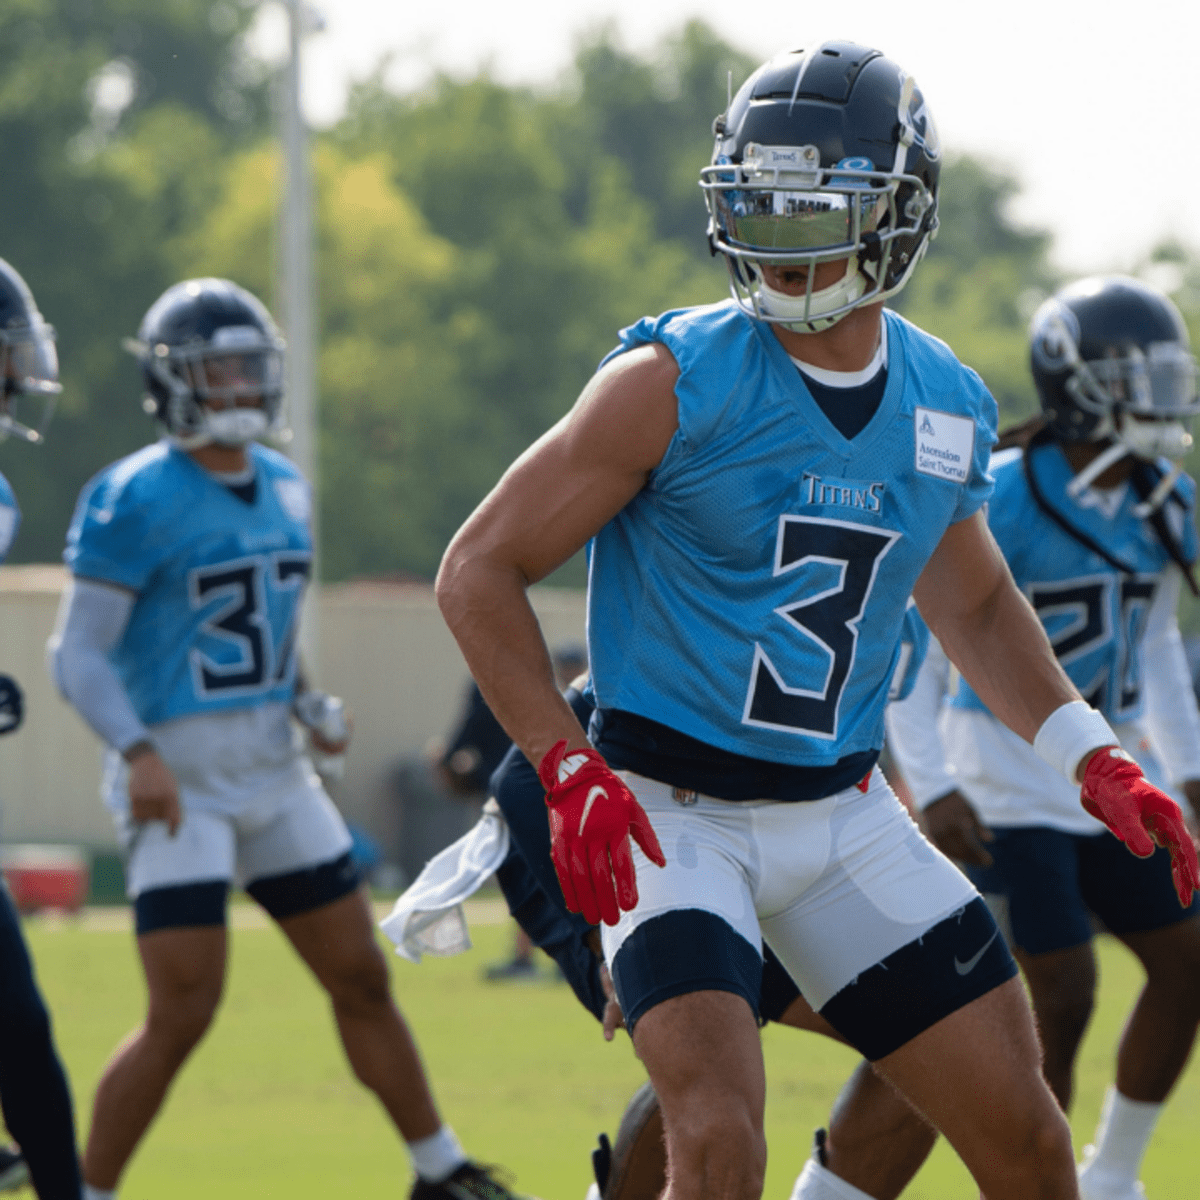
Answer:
1077 1145 1147 1199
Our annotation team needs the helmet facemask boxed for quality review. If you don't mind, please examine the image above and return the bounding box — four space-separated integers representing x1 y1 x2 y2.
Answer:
703 152 935 332
0 319 61 444
128 324 286 449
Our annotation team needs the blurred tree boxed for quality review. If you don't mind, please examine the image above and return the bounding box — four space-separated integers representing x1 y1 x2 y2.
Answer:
1 14 1065 587
0 0 267 562
896 155 1059 424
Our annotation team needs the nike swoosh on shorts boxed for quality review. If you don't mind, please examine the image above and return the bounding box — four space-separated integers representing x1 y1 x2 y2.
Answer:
954 929 1000 976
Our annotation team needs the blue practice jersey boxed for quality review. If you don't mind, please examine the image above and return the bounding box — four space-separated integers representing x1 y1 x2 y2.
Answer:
587 302 998 767
0 472 19 566
64 441 313 727
950 441 1199 725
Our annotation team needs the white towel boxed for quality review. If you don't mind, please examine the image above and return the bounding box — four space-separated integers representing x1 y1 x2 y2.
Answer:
379 800 510 962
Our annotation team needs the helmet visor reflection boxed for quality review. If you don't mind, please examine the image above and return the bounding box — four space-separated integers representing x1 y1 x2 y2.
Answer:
192 349 283 400
4 324 61 395
1088 343 1199 418
712 186 886 254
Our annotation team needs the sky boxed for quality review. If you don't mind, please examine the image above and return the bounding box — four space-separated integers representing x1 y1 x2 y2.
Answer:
249 0 1197 274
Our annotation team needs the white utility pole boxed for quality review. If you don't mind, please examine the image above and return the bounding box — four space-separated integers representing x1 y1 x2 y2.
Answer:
278 0 323 671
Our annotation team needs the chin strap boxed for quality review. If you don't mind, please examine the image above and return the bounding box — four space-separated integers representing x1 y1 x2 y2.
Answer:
1065 440 1130 497
1132 462 1183 519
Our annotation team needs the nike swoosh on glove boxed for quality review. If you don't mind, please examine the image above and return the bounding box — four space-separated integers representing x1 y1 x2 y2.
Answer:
538 739 666 927
1081 747 1200 907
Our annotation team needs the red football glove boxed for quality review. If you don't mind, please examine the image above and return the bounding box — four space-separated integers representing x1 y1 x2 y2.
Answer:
539 739 666 927
1081 747 1200 907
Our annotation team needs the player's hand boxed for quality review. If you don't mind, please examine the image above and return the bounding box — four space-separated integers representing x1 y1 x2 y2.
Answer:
599 962 626 1042
1081 747 1200 907
0 675 23 736
293 691 352 755
538 739 666 927
921 789 994 867
126 746 182 836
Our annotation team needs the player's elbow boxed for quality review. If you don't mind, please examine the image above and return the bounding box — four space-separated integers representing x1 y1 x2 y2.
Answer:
435 537 474 630
435 533 527 633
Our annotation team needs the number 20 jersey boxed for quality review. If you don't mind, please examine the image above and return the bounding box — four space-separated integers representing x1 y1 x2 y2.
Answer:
587 301 998 768
949 442 1199 724
64 441 312 728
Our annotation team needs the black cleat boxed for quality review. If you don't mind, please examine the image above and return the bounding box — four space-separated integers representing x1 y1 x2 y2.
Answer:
410 1162 534 1200
0 1146 28 1192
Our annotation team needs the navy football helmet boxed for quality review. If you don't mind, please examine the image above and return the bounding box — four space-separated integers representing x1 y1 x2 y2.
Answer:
701 41 941 332
0 257 60 444
125 278 286 449
1030 277 1198 496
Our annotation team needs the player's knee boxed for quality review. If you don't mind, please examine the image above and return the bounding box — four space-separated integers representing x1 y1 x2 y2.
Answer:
1143 925 1200 1004
147 976 222 1053
1039 991 1095 1054
1007 1097 1074 1179
665 1097 765 1199
325 941 392 1016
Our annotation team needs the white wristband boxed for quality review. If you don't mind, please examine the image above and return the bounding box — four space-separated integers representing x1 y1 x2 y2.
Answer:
1033 700 1118 784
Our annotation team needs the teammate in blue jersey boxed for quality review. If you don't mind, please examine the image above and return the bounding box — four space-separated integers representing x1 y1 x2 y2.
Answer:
0 257 82 1200
48 279 530 1200
882 276 1200 1200
436 41 1198 1200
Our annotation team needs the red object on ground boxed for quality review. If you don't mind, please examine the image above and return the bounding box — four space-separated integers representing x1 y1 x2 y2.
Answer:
2 845 89 914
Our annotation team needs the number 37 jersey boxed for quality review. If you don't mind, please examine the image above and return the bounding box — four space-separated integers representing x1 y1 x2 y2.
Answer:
587 302 998 768
64 441 312 727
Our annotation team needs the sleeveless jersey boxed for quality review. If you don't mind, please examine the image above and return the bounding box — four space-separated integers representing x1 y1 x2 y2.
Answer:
587 301 998 767
0 472 18 565
949 442 1199 724
64 441 313 727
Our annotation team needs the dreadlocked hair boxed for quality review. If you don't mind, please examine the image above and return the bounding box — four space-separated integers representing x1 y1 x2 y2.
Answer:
993 414 1047 454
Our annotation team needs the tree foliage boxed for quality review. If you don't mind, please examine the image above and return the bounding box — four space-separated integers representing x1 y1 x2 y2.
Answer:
3 11 1132 587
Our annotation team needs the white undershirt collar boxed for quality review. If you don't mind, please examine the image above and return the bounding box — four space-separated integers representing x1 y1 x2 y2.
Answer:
208 465 256 486
789 322 888 389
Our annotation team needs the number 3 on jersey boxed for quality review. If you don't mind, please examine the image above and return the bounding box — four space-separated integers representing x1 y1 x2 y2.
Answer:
187 552 311 697
743 515 900 738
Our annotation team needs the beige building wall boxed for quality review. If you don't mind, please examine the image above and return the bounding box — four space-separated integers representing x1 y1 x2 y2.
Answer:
0 565 585 853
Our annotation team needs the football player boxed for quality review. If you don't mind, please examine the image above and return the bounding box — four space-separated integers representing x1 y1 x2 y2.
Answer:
48 278 531 1200
884 276 1200 1200
435 41 1198 1200
0 256 81 1199
482 619 937 1200
385 609 936 1199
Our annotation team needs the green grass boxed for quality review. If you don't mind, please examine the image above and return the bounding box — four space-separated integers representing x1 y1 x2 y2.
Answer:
24 913 1200 1198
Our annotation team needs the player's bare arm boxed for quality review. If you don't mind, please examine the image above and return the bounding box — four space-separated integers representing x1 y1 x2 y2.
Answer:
914 510 1081 751
437 341 679 764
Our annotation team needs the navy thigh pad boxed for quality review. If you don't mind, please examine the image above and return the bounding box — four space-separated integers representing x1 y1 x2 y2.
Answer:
610 908 762 1031
819 896 1017 1060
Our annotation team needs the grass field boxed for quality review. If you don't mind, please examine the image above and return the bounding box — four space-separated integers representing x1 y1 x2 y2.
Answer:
23 900 1200 1199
